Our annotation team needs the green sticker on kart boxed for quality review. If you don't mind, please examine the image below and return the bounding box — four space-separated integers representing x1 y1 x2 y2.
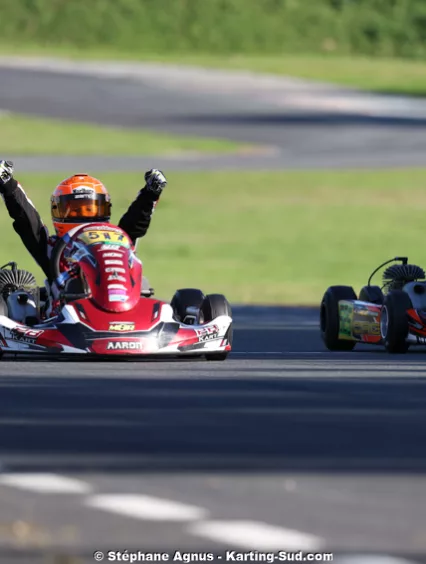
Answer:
338 301 354 339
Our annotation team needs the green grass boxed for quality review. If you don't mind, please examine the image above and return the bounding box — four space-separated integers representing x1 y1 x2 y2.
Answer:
2 44 426 96
4 169 426 305
0 112 248 156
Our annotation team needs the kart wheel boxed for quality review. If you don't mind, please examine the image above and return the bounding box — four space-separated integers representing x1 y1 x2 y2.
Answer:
320 286 357 351
380 290 411 353
171 288 205 324
200 294 232 361
0 296 7 317
359 285 384 305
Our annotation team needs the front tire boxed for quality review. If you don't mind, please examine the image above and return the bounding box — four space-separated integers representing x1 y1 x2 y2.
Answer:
320 286 357 351
200 294 232 361
380 290 411 353
171 288 205 324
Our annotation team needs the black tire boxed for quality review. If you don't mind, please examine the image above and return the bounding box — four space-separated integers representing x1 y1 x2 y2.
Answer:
0 296 8 317
320 286 357 351
171 288 205 324
359 285 384 305
200 294 233 361
380 290 411 353
0 296 7 358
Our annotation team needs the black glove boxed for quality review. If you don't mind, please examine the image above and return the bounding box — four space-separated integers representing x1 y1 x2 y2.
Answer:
144 169 167 195
0 160 13 185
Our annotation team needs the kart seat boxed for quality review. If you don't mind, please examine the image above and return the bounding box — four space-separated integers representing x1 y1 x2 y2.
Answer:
63 275 88 301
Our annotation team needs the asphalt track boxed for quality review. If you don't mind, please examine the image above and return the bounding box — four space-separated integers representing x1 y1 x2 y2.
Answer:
2 58 426 169
1 307 426 563
0 60 426 563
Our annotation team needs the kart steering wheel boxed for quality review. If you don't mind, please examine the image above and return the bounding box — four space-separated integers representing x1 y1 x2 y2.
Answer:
50 236 70 283
49 235 89 301
50 224 89 282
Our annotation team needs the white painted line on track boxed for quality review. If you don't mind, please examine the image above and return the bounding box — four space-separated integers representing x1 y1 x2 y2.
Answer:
233 352 288 355
233 351 329 355
0 473 92 494
188 520 323 550
85 494 208 521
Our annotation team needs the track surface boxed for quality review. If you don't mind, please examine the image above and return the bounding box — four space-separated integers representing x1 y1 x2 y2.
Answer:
0 60 426 562
2 58 426 169
1 308 426 563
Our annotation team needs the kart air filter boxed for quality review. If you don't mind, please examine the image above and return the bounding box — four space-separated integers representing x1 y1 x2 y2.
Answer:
0 267 37 298
382 264 425 288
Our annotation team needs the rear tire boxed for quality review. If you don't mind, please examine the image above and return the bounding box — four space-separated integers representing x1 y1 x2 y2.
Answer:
171 288 205 324
380 290 411 353
320 286 357 351
200 294 232 361
0 296 8 317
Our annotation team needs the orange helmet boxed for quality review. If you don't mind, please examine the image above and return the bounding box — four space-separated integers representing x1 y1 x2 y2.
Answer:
51 174 112 237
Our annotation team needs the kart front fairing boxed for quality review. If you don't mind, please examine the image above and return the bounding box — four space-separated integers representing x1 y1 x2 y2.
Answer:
0 299 232 357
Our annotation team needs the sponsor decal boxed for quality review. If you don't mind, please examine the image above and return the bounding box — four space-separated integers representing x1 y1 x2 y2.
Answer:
338 301 354 339
102 252 124 258
352 319 380 336
108 274 126 282
105 259 124 266
198 332 219 342
109 322 135 332
107 284 127 290
82 225 122 233
78 230 130 248
72 186 95 198
107 341 142 350
10 327 43 344
106 267 126 273
100 244 125 251
97 240 130 248
195 325 219 337
195 324 220 342
354 307 371 316
367 305 381 313
108 294 128 302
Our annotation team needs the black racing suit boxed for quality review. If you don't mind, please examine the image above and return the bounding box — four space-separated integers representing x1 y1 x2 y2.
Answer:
0 177 160 283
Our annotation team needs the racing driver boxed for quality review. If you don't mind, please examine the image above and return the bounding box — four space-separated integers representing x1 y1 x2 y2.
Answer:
0 160 167 313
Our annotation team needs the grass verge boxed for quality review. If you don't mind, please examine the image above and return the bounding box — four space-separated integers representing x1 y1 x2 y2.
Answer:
1 45 426 96
4 169 426 305
0 112 247 156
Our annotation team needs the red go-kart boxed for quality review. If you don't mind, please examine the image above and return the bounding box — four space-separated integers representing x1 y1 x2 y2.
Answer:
0 223 233 360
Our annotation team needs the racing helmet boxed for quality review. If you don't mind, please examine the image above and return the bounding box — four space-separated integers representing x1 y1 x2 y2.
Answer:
51 174 112 237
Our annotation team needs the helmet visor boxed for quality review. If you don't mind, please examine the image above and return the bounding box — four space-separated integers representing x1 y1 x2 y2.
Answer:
52 193 110 223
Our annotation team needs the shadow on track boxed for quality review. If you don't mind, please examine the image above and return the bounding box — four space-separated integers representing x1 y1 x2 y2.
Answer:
182 112 426 128
2 369 426 474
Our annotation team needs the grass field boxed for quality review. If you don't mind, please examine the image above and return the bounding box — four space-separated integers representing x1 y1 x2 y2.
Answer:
2 45 426 96
4 169 426 305
0 112 247 155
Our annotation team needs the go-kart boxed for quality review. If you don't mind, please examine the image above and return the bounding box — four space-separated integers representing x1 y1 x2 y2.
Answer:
320 257 426 353
0 223 233 360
